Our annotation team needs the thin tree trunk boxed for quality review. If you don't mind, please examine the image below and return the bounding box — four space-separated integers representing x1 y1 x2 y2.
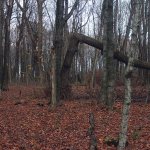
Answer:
117 58 133 150
91 49 98 88
118 0 140 149
114 0 118 44
14 0 26 81
148 0 150 62
21 38 26 82
0 0 4 97
51 47 56 108
79 45 85 83
2 0 14 90
90 4 102 88
141 0 148 83
37 0 44 84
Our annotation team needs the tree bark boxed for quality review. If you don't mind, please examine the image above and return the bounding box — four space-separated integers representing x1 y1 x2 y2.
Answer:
118 0 140 149
53 0 65 104
148 0 150 63
61 34 79 88
37 0 44 84
118 58 133 150
88 113 97 150
0 0 4 98
2 0 14 90
91 49 98 88
51 47 56 107
14 0 27 81
114 0 118 43
101 0 115 108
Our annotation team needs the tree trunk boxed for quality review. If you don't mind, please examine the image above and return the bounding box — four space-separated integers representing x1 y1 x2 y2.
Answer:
61 35 79 88
91 49 98 88
37 0 44 84
2 0 14 90
118 58 133 150
53 0 64 104
15 24 23 81
101 0 115 108
14 0 26 82
118 0 140 149
79 45 85 83
51 47 56 107
0 0 4 98
21 39 26 82
148 0 150 63
114 0 118 43
53 0 79 103
141 0 148 83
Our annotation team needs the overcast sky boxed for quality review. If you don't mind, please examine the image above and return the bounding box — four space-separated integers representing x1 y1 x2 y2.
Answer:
11 0 131 38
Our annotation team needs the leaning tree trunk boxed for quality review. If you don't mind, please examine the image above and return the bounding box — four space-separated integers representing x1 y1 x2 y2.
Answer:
61 35 79 98
52 0 79 103
118 0 140 149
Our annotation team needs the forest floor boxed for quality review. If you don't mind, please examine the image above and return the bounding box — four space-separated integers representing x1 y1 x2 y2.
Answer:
0 85 150 150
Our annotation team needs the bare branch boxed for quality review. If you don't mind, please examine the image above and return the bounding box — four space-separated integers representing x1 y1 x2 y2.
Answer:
64 0 79 22
43 1 54 31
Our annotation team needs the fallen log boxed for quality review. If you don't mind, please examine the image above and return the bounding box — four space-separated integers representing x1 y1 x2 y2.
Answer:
61 33 150 87
72 33 150 70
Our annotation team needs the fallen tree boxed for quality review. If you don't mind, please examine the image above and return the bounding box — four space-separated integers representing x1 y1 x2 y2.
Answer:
61 32 150 89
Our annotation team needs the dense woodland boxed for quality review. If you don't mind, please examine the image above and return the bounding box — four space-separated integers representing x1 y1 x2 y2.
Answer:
0 0 150 149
